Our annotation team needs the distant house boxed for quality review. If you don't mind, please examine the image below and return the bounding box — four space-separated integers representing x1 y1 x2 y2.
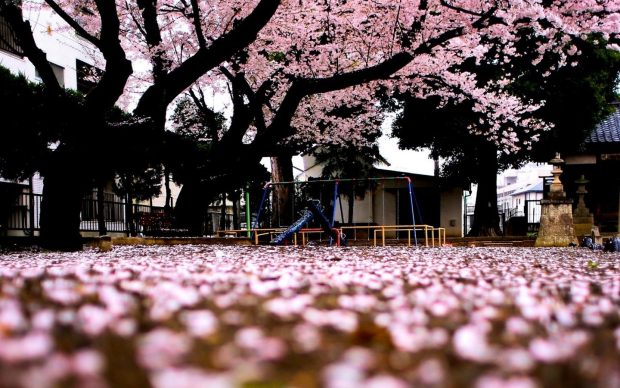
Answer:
564 106 620 234
495 163 549 234
298 156 465 237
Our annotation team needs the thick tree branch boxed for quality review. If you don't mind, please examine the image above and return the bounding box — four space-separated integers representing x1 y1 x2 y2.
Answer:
264 51 413 141
189 0 207 49
138 0 169 81
135 0 280 116
218 67 256 144
187 88 221 140
220 66 270 134
43 0 100 48
256 16 499 150
137 0 162 47
84 0 132 110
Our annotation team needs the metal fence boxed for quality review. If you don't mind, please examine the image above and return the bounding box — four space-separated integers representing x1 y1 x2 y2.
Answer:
3 192 39 235
2 192 165 235
463 205 509 236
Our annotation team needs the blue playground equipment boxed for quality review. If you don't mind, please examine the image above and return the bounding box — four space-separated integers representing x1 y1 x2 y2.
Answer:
255 177 420 246
269 200 344 245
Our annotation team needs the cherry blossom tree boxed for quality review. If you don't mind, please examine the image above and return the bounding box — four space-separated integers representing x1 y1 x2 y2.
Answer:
392 34 620 236
171 0 620 231
2 0 620 247
0 0 279 248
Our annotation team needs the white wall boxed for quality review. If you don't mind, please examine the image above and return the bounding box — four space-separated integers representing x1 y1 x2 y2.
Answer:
440 188 464 237
1 6 100 87
150 181 182 208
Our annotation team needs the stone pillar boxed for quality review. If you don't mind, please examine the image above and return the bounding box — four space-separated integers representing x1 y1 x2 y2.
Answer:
617 183 620 235
535 154 578 247
572 175 594 239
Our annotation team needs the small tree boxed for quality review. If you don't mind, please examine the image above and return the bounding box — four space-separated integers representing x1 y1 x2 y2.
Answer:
312 143 387 224
168 91 270 233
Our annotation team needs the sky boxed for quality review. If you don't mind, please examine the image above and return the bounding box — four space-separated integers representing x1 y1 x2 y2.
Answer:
198 87 436 178
376 130 435 176
283 114 436 178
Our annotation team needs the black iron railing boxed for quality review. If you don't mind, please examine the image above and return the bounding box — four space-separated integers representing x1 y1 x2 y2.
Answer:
2 192 167 235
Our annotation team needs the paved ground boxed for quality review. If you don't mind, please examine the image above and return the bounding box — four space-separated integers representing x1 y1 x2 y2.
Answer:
0 245 619 387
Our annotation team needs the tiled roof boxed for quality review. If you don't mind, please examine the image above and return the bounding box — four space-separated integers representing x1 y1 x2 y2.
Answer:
585 108 620 144
512 181 544 196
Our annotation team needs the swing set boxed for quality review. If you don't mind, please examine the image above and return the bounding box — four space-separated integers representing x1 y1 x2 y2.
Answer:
245 177 445 247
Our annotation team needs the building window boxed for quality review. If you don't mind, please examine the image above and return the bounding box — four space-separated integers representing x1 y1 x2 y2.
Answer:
35 62 65 87
76 59 102 94
0 14 24 57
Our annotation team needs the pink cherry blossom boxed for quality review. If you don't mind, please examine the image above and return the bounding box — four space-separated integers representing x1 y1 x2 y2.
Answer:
497 348 536 372
0 299 26 333
137 328 191 370
475 374 539 388
415 358 445 385
322 362 365 388
72 349 105 377
151 367 233 388
0 331 53 363
179 310 218 337
77 304 112 336
1 245 620 386
453 323 497 362
292 322 321 353
363 374 408 388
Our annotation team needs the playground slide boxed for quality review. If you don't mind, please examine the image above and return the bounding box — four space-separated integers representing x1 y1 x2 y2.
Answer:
269 208 315 245
270 200 346 246
307 200 346 246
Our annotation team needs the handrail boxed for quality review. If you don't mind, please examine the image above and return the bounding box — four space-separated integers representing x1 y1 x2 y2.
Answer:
298 228 341 246
217 225 445 247
372 224 445 247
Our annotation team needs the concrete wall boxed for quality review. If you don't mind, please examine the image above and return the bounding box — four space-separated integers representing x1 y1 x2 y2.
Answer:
1 7 100 86
440 188 464 237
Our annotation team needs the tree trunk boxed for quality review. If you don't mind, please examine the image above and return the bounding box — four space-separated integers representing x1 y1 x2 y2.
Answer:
231 191 240 230
126 193 136 237
468 144 502 237
164 168 172 213
96 183 107 236
348 186 355 224
219 192 227 230
270 154 294 226
39 171 84 251
175 180 209 235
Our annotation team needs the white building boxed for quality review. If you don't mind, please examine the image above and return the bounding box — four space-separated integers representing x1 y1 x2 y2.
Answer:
496 163 550 231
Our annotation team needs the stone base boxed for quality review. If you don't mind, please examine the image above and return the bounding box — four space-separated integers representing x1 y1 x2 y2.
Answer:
535 200 577 247
535 235 578 247
573 215 594 239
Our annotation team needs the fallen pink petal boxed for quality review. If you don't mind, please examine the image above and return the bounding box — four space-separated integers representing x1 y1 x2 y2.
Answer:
0 245 618 386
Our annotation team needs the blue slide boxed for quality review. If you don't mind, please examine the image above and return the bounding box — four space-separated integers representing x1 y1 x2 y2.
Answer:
307 200 346 246
270 200 346 245
269 208 315 245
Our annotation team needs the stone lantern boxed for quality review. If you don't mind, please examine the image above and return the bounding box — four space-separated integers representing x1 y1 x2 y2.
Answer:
573 175 595 240
535 153 577 247
548 153 566 198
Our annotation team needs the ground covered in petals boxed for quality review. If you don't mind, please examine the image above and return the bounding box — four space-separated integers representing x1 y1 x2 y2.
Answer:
1 245 620 387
